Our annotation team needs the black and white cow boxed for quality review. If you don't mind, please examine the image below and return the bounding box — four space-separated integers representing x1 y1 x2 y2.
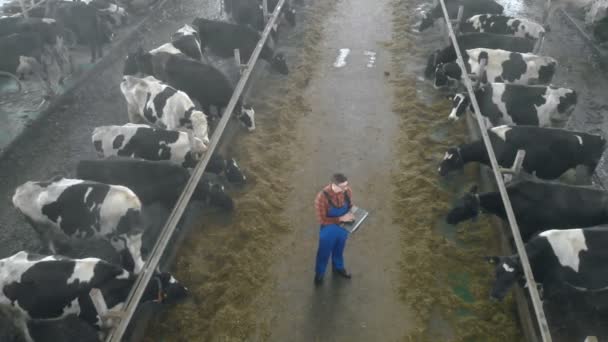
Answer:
169 24 203 61
446 83 577 126
418 0 504 31
92 124 207 168
438 125 606 179
446 181 608 241
0 251 187 330
461 14 547 40
120 75 210 145
76 158 236 210
424 33 536 78
12 178 145 274
486 228 608 301
434 48 557 88
191 18 289 75
123 49 256 131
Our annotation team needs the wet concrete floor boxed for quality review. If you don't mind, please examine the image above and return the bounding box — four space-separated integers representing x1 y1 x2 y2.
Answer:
250 0 414 339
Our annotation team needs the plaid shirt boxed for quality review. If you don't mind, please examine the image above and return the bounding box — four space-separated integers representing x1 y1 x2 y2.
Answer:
314 184 353 225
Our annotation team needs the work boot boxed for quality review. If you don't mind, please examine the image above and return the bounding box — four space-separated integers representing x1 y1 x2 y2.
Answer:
333 268 352 279
314 275 323 286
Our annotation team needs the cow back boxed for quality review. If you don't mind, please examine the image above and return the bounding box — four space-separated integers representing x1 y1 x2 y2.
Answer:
76 159 189 205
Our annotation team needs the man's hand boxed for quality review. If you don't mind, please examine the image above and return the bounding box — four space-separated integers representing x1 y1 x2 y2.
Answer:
339 212 355 223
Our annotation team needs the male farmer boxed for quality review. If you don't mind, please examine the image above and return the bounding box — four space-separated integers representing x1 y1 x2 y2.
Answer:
313 173 355 286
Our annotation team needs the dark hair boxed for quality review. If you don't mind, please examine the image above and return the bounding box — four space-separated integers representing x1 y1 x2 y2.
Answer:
332 173 348 184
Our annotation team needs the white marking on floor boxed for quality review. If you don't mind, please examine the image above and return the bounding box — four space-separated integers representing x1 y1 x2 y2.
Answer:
333 48 351 68
364 50 377 68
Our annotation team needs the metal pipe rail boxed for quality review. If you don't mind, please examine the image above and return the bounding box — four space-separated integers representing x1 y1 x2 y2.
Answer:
436 0 552 341
10 0 47 18
104 1 287 340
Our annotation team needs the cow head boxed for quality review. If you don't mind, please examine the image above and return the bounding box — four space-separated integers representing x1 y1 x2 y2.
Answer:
447 93 470 121
209 183 234 211
583 134 607 173
424 50 440 79
556 89 577 116
226 158 246 185
194 179 234 211
446 185 480 224
438 147 463 176
271 53 289 75
285 8 296 26
485 255 521 301
123 47 151 76
238 105 256 132
147 271 189 304
111 230 144 275
418 12 435 31
97 13 115 44
434 63 461 89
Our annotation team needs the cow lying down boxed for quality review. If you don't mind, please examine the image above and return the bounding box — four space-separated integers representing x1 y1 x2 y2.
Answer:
439 126 606 180
446 181 608 241
486 228 608 301
12 178 145 274
434 48 557 88
0 251 187 333
446 83 577 127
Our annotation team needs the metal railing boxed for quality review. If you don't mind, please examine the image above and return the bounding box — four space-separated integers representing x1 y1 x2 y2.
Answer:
436 1 552 341
103 0 287 340
8 0 48 18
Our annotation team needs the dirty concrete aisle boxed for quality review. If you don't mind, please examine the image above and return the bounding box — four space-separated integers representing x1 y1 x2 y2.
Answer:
253 0 414 339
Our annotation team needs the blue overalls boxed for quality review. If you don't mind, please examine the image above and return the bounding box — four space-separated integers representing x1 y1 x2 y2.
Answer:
315 191 350 277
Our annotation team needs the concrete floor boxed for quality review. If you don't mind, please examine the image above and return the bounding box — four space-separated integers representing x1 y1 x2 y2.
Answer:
250 0 414 340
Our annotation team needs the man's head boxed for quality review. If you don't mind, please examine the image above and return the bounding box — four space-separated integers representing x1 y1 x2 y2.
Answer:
330 173 348 193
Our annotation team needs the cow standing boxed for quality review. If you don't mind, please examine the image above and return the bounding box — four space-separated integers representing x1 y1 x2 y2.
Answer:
461 14 547 40
446 83 577 126
92 124 207 168
76 159 236 210
446 181 608 241
434 48 557 88
438 125 606 179
12 178 146 274
53 1 115 62
191 18 289 75
0 251 187 331
424 33 536 78
119 75 210 146
486 228 608 301
123 49 256 131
